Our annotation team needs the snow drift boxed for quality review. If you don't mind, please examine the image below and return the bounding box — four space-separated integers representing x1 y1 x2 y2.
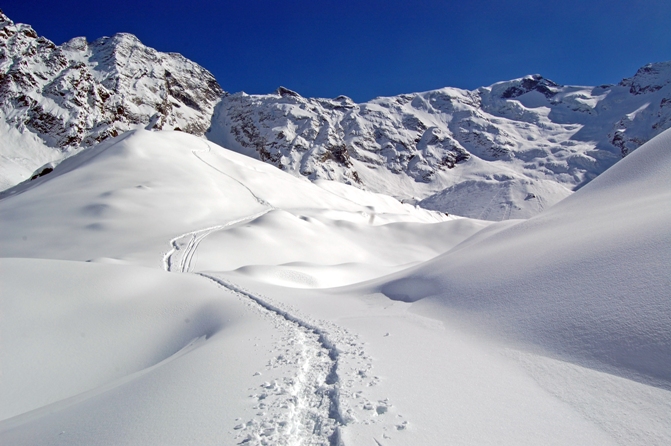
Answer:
375 128 671 385
1 127 669 444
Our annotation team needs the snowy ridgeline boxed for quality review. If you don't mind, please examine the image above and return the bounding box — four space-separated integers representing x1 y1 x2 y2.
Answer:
0 11 222 189
0 128 670 444
2 10 671 219
208 65 671 220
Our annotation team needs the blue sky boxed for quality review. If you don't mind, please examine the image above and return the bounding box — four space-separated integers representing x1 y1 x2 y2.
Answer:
3 0 670 102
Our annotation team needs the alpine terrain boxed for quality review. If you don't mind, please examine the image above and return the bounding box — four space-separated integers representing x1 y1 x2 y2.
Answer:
2 10 670 219
1 10 670 446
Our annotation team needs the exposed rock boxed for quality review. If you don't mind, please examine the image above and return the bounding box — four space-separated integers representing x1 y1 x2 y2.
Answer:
500 74 560 99
0 9 224 187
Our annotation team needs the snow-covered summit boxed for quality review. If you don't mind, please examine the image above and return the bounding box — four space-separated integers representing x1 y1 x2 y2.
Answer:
619 60 671 95
0 10 223 189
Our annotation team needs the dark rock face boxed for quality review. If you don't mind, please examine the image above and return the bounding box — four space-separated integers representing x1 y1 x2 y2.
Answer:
30 166 53 180
501 75 559 99
0 10 224 155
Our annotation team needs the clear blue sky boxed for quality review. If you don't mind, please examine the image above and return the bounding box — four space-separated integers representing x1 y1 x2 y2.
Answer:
3 0 670 102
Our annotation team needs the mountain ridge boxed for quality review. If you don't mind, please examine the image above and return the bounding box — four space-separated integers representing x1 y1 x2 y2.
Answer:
2 10 670 220
0 10 223 189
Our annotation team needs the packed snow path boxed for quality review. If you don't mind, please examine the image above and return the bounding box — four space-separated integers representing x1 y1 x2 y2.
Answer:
201 275 345 446
160 144 389 444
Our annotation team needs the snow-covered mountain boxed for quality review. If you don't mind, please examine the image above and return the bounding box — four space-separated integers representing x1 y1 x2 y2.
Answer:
0 10 223 189
207 64 671 219
1 9 670 221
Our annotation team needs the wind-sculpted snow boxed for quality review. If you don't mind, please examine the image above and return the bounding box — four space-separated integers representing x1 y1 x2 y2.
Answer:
373 128 671 386
0 10 223 188
2 128 670 444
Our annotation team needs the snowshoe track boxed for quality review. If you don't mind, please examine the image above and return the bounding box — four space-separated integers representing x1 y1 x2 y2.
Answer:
201 274 347 446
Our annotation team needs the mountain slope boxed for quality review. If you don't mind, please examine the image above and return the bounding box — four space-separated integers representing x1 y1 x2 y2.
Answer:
208 63 671 219
0 10 223 189
366 127 671 385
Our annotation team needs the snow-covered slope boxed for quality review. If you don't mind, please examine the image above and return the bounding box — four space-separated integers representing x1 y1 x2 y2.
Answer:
368 127 671 385
1 129 669 444
0 10 223 189
2 9 670 221
208 64 671 219
0 129 476 285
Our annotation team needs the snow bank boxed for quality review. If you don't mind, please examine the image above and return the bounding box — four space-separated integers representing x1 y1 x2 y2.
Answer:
374 128 671 384
0 130 486 286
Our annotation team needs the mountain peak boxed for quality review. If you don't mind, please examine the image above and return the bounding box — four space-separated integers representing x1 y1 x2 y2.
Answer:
62 36 88 51
619 60 671 95
496 74 561 99
276 86 301 98
108 32 142 45
0 9 12 26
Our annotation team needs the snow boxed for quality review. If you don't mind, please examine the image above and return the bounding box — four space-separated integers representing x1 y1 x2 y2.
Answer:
207 63 671 220
1 128 670 444
369 127 671 384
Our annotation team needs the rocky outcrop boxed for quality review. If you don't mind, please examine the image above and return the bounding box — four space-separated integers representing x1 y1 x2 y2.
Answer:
0 9 223 187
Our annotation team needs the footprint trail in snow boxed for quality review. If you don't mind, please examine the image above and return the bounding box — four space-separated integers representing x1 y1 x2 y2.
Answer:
162 145 404 444
164 220 402 444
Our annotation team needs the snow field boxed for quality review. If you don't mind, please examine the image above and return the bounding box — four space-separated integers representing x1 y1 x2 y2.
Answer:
1 128 670 444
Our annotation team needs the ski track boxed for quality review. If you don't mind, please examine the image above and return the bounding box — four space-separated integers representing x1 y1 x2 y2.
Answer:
193 141 276 209
502 201 512 221
162 211 270 273
159 144 401 445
